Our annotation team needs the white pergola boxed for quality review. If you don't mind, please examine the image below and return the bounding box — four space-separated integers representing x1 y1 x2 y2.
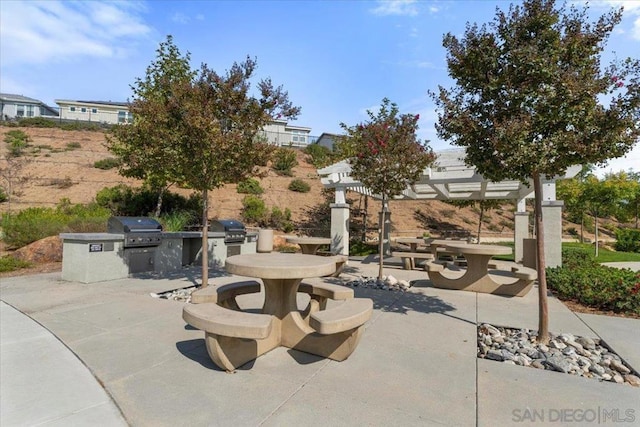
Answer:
318 149 581 267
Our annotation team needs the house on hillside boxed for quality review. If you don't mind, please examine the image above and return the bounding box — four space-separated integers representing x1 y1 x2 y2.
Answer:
54 99 315 145
0 93 59 120
55 99 132 124
315 132 341 151
259 119 314 148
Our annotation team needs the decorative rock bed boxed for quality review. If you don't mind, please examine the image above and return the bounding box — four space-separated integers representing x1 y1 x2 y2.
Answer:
151 287 196 303
151 275 411 303
344 275 412 291
478 324 640 387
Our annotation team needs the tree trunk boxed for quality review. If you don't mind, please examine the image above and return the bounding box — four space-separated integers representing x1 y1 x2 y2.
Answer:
533 172 549 345
201 189 209 288
476 203 484 243
378 195 386 280
363 196 369 243
594 213 599 258
154 187 165 218
580 215 584 243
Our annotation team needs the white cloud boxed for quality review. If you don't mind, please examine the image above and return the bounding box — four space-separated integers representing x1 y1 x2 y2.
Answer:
586 0 640 40
594 143 640 177
172 12 189 24
0 0 151 66
370 0 418 17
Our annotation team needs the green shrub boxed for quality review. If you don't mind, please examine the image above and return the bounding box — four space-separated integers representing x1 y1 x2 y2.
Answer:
0 200 112 248
94 157 120 170
65 141 81 150
615 228 640 253
4 129 30 157
272 148 297 176
16 117 57 128
0 187 7 203
0 256 32 273
303 144 334 168
1 208 67 247
547 263 640 316
349 240 378 256
95 185 202 217
237 178 264 194
241 195 268 225
159 211 197 232
268 206 293 231
288 179 310 193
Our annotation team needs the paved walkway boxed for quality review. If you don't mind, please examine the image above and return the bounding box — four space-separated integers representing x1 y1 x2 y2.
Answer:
1 259 638 426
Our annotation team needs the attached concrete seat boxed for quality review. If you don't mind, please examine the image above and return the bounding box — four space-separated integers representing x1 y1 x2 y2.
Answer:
392 251 434 270
316 251 348 277
299 281 354 319
309 298 373 335
183 303 272 340
511 265 537 281
424 260 446 273
299 282 354 300
191 280 261 310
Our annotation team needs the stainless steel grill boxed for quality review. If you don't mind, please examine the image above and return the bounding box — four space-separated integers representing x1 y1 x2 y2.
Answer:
107 216 163 248
210 219 246 244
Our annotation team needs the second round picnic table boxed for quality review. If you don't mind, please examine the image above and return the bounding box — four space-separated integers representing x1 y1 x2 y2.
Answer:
286 236 332 254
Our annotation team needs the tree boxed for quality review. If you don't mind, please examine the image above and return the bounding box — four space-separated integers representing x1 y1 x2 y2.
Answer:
106 35 196 217
581 175 623 257
339 98 436 279
446 199 506 242
432 0 640 343
109 35 300 286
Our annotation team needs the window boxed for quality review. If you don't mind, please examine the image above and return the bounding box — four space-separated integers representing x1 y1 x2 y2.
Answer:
91 108 98 114
26 105 34 117
118 110 133 124
69 106 76 112
16 105 24 116
291 130 307 144
81 107 87 113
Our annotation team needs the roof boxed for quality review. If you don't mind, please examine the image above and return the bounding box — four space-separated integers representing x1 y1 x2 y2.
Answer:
55 99 129 107
1 93 44 104
318 148 581 202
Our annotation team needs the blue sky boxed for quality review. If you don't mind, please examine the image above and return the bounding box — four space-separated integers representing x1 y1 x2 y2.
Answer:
1 0 638 176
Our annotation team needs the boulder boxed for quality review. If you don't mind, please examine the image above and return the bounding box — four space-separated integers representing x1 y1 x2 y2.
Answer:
12 236 62 263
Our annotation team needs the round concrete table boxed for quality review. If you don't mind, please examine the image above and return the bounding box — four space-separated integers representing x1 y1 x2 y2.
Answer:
223 253 362 365
285 236 331 255
395 237 432 252
427 243 513 293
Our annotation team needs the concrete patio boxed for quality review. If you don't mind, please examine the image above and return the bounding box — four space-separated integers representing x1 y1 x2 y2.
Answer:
1 257 639 426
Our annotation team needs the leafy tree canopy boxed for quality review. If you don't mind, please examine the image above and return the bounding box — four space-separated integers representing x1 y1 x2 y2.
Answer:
338 98 436 199
432 0 640 183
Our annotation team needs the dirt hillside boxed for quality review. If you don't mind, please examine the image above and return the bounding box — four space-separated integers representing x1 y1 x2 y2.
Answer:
0 125 591 241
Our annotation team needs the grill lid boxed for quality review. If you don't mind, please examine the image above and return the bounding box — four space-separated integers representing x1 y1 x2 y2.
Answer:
108 216 163 234
210 219 245 232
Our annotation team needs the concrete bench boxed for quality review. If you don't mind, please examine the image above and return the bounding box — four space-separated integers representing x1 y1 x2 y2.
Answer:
392 251 435 270
299 282 354 318
309 298 373 335
183 302 272 339
424 260 446 272
182 302 276 372
316 251 348 277
427 259 537 297
190 280 261 310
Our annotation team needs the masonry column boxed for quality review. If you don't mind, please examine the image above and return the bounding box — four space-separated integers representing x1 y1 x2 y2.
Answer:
330 186 350 256
514 198 529 263
542 201 564 268
378 202 391 256
541 180 563 268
